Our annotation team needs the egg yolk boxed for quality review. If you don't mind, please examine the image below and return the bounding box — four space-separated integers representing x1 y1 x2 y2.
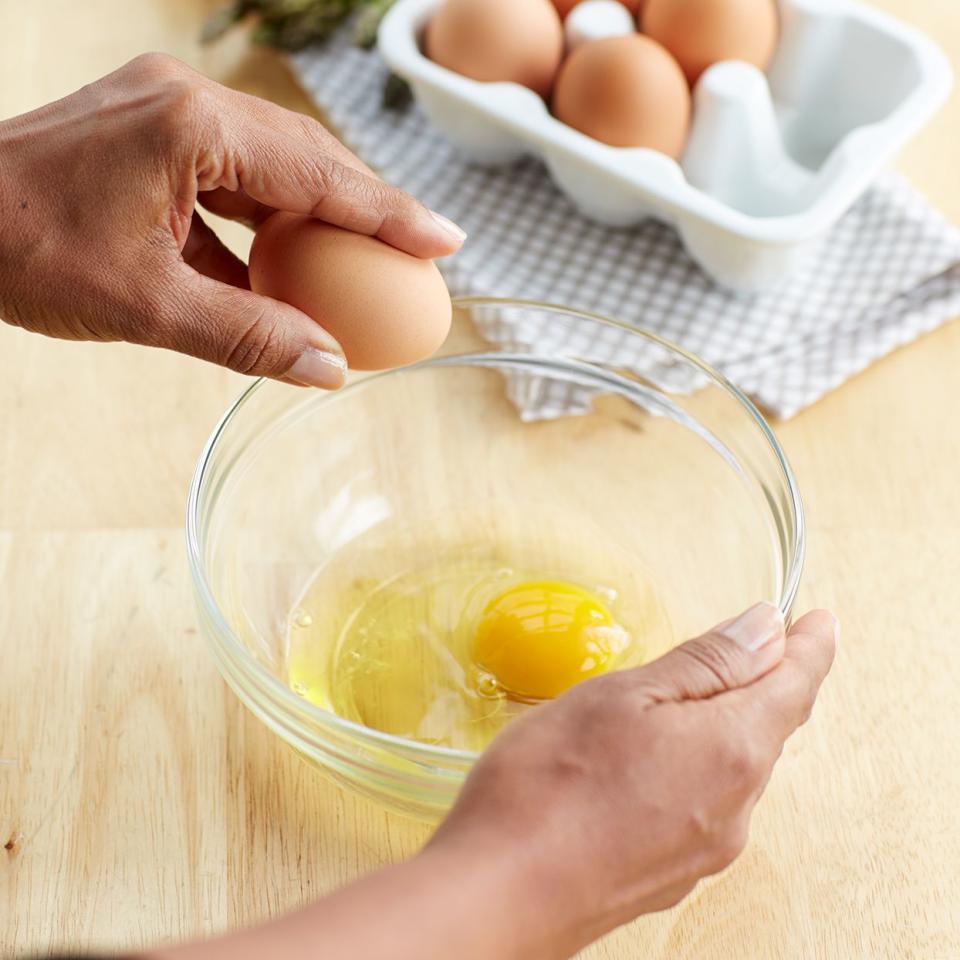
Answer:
473 580 631 701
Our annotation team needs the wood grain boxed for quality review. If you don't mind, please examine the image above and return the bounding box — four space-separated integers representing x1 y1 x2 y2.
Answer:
1 1 959 957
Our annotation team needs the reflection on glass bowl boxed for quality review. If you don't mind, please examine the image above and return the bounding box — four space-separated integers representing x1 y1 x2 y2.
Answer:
186 298 804 821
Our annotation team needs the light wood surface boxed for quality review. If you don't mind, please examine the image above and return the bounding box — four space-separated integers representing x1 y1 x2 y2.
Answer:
1 1 959 957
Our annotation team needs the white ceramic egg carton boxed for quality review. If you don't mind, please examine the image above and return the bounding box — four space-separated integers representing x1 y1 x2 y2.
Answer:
379 0 953 291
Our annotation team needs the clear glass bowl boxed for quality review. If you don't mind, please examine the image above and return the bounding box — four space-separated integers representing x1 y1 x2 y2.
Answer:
186 298 804 821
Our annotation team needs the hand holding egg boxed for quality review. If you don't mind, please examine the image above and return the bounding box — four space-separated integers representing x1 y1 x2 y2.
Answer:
250 213 453 372
0 52 467 392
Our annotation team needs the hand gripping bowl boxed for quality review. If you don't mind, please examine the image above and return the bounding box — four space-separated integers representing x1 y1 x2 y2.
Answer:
187 300 804 821
378 0 953 291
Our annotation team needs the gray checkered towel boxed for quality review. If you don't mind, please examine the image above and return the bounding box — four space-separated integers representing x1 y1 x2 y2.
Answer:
291 36 960 418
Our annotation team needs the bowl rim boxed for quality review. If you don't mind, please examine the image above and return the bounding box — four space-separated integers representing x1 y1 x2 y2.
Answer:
186 297 805 766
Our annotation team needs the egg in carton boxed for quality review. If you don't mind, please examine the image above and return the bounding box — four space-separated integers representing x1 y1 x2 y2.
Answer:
378 0 953 292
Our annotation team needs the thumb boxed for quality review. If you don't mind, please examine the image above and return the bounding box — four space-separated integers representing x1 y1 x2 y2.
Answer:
149 268 347 387
630 602 786 703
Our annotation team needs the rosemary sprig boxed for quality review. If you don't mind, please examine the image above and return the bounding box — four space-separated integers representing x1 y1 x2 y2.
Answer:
352 0 398 49
202 0 395 52
201 0 411 108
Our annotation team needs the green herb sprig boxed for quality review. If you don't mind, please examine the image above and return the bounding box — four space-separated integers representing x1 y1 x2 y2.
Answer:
202 0 410 108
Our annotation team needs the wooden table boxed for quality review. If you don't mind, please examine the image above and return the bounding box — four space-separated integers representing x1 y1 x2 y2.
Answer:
1 2 958 957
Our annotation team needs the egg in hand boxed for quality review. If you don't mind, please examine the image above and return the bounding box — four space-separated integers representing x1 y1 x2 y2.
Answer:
249 212 452 371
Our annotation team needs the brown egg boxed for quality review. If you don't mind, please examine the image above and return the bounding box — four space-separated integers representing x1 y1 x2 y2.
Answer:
642 0 779 85
552 0 642 16
425 0 564 98
552 34 690 155
249 214 452 372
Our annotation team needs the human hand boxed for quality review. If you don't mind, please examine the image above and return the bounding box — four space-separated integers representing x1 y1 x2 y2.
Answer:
142 604 835 960
0 53 464 387
426 603 837 957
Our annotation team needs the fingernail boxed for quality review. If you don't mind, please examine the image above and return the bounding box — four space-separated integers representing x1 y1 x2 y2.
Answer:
429 210 467 245
720 602 785 652
287 348 347 390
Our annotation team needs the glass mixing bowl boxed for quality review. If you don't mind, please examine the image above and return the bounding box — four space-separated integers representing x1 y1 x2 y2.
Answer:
187 298 804 821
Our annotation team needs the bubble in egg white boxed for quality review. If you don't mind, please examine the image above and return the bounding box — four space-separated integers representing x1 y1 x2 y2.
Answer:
292 609 313 628
475 671 501 698
596 584 618 604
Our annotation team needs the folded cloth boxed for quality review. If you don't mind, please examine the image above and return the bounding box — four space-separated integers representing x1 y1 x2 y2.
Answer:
291 35 960 418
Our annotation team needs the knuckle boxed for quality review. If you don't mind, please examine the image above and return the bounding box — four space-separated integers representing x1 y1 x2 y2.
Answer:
308 161 392 228
678 637 746 690
705 720 759 785
711 823 749 872
105 56 220 160
307 157 347 208
732 741 766 787
165 78 215 126
224 306 290 376
294 112 337 149
371 174 408 208
718 733 768 788
122 55 215 132
380 182 422 222
125 52 187 86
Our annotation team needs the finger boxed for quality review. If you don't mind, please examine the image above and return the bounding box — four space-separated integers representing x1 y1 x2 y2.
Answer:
198 96 382 230
626 603 787 704
230 89 377 178
224 124 466 259
181 212 250 288
735 609 838 743
142 264 347 388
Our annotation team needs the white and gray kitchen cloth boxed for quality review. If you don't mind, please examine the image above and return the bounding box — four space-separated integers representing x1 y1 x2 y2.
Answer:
291 37 960 418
